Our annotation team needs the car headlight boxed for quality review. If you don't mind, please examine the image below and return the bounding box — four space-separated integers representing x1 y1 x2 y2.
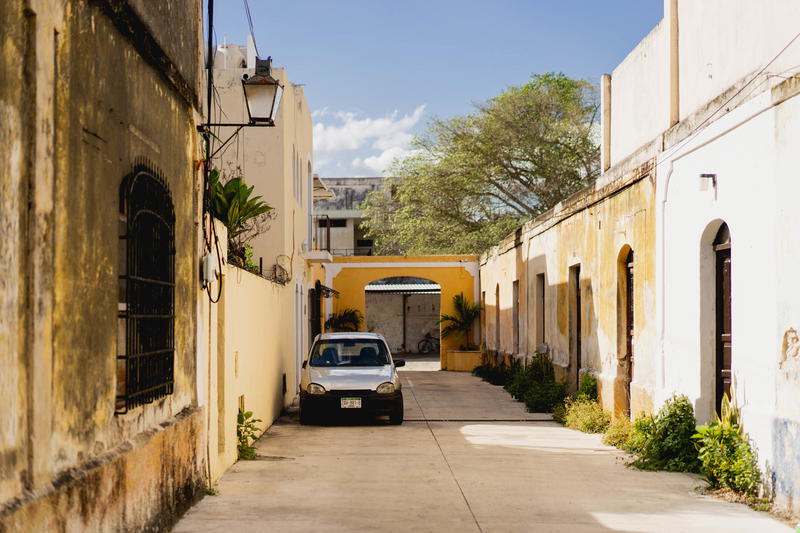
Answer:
376 382 395 394
307 383 326 395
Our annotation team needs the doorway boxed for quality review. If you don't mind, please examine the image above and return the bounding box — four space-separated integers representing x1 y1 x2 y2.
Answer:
714 223 732 413
569 264 582 390
624 250 634 416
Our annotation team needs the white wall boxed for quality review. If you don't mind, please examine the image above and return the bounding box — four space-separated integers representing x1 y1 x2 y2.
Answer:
609 21 668 167
677 0 800 121
657 86 800 514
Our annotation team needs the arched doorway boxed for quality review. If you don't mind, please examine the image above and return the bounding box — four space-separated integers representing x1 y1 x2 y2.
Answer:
616 246 634 417
713 223 732 413
364 277 441 366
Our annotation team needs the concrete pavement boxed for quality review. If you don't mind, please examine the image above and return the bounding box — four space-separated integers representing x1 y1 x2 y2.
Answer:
173 370 791 532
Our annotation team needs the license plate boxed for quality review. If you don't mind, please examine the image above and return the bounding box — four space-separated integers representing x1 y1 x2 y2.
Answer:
340 397 361 409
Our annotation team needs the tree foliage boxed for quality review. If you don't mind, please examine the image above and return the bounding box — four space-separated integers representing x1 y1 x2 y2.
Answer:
361 73 600 254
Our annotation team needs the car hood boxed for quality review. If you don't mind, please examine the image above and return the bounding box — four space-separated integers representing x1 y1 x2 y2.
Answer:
308 365 394 391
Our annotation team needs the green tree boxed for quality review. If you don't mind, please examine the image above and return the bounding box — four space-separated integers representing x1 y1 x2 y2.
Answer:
361 73 599 254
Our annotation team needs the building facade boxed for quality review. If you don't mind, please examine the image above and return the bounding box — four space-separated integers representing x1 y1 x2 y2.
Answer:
479 0 800 514
205 41 317 479
313 177 387 255
0 0 206 530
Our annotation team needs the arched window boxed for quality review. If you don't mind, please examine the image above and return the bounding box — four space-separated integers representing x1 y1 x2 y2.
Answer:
116 164 176 414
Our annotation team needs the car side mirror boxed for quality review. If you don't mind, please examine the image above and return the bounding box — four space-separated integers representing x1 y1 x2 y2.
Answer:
394 359 405 368
302 360 307 368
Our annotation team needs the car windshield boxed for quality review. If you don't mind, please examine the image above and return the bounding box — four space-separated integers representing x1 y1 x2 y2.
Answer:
309 339 391 367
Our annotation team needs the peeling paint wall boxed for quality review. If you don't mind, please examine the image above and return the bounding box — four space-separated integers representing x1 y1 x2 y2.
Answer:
657 82 800 517
480 165 657 417
0 0 205 530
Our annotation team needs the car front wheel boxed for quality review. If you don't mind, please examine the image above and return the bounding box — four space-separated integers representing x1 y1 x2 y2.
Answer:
389 398 404 425
299 404 315 425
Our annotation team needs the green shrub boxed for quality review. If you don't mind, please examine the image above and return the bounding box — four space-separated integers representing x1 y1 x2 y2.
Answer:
576 373 598 401
603 417 633 448
505 352 556 400
472 363 491 379
692 394 761 496
564 398 611 433
692 422 760 495
528 352 555 383
552 401 568 424
523 380 567 413
626 395 699 472
475 356 520 387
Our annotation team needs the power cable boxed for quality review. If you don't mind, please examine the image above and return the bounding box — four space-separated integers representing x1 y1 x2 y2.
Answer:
242 0 259 57
659 30 800 165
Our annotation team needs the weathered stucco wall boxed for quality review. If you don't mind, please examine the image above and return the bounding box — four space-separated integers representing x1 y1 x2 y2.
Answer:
0 0 205 530
480 163 657 418
657 79 800 516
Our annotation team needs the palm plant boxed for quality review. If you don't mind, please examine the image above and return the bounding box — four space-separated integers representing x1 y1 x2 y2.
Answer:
209 168 274 268
324 308 363 332
439 293 482 349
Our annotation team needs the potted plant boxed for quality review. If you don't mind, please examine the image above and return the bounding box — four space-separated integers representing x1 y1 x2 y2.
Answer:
324 308 363 332
439 293 483 371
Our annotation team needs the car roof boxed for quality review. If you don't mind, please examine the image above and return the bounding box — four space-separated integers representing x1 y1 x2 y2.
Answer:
317 332 386 341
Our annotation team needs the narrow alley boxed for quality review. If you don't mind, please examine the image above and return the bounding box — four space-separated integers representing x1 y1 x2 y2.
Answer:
174 365 790 533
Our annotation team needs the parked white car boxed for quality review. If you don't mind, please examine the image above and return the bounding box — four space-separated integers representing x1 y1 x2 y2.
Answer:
299 332 405 425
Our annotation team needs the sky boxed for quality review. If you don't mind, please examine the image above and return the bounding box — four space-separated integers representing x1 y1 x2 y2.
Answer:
211 1 664 177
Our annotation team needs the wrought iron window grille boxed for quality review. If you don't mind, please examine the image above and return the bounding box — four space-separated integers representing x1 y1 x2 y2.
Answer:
116 162 176 415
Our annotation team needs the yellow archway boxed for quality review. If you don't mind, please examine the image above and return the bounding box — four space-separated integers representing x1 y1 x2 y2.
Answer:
323 255 480 367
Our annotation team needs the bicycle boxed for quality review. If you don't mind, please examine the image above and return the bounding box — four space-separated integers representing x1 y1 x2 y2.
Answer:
417 332 440 354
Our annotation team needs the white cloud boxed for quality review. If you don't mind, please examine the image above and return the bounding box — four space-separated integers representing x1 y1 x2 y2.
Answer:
312 105 426 176
352 146 419 175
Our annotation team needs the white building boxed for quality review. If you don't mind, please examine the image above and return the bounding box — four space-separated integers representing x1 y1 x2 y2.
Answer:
605 0 800 514
312 177 387 255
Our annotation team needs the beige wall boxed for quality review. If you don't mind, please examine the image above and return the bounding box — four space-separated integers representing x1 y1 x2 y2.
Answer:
206 262 302 480
206 57 315 482
213 64 313 279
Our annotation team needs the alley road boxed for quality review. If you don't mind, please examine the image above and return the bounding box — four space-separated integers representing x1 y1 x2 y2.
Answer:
173 369 791 533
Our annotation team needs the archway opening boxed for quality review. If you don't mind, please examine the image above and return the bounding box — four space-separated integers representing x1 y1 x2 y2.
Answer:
615 245 634 418
364 276 441 370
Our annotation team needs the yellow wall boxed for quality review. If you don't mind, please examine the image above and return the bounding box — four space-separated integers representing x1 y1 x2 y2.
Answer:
480 162 657 418
324 256 479 367
206 263 304 481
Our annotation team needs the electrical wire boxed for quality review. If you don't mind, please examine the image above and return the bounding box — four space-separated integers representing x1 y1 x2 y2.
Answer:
659 30 800 165
242 0 259 57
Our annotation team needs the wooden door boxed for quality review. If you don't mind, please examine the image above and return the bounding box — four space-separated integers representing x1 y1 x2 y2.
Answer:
715 246 732 412
625 251 634 415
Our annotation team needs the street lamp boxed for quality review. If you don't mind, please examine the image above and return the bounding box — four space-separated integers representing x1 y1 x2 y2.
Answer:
242 57 283 126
